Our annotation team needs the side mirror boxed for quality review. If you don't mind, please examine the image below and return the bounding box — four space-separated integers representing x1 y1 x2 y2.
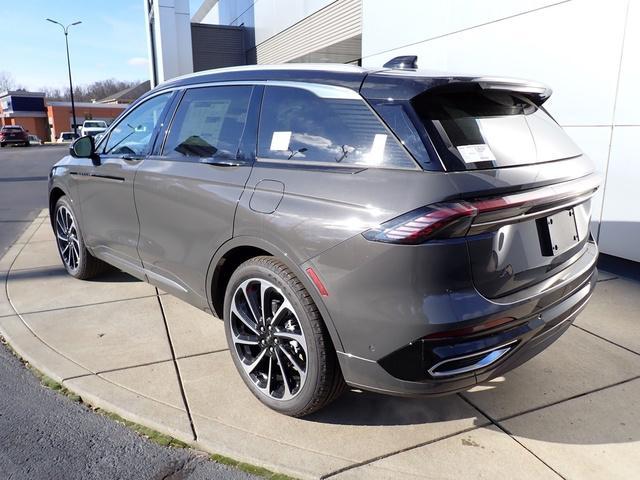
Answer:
70 135 95 159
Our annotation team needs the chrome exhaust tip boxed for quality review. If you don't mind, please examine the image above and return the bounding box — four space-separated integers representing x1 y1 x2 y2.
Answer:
428 341 517 378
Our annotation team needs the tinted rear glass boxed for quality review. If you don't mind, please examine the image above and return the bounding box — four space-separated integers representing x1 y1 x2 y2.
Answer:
412 88 581 170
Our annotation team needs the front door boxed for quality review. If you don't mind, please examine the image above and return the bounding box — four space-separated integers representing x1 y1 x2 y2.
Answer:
134 85 259 304
76 92 173 275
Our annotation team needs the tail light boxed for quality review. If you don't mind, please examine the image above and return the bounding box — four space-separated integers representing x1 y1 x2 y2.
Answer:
363 175 600 245
362 202 476 244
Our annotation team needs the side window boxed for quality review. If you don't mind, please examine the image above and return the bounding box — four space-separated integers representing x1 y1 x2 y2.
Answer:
163 86 252 160
103 92 171 156
257 86 416 169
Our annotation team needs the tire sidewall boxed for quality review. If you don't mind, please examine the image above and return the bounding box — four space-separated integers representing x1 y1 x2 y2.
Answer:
54 196 86 277
223 260 324 415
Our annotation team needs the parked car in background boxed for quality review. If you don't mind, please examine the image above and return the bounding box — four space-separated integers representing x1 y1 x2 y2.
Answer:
28 134 43 145
80 120 108 137
49 61 600 417
57 132 79 143
0 125 30 147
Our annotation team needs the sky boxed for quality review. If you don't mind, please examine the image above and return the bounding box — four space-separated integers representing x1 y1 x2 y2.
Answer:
1 0 164 91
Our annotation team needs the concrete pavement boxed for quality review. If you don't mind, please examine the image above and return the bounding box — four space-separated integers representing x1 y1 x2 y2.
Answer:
0 146 259 480
1 212 639 479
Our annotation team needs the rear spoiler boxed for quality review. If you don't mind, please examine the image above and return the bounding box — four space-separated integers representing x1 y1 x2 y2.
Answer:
430 77 552 106
362 55 552 105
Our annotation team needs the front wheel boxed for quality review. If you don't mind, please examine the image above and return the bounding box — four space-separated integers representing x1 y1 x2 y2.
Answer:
224 256 346 417
53 196 109 279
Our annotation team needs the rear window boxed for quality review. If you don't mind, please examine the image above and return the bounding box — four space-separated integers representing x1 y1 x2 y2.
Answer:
258 86 416 169
84 121 105 128
2 126 23 131
412 88 581 170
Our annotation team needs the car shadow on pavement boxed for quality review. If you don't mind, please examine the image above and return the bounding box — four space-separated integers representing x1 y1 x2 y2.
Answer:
306 388 473 427
303 381 640 447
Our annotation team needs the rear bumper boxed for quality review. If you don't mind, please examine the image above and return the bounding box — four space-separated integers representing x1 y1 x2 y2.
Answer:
309 234 598 396
1 138 27 144
338 266 596 396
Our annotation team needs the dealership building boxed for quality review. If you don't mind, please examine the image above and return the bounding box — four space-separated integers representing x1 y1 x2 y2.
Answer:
144 0 638 262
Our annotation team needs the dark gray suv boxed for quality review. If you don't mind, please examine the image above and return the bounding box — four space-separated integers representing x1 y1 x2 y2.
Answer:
49 61 599 416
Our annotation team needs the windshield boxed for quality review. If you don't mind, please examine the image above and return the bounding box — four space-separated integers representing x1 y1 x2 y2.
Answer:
412 87 582 170
2 126 22 131
84 121 106 128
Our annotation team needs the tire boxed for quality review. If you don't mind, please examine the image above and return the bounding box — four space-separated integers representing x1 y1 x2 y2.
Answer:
224 256 346 417
53 196 109 279
24 142 30 147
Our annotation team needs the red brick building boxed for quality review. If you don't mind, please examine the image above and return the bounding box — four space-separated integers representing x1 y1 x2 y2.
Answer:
1 90 128 142
47 102 127 141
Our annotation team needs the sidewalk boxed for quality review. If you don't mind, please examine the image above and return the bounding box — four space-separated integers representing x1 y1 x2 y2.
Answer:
1 211 639 479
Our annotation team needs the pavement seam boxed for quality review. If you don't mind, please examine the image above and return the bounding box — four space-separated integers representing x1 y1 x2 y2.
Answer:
491 374 640 424
457 394 567 480
190 411 361 465
156 289 199 441
8 293 163 317
91 373 194 414
319 425 484 479
61 348 230 381
571 323 640 356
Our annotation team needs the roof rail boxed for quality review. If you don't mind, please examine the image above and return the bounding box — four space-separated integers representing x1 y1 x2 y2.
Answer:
383 55 418 70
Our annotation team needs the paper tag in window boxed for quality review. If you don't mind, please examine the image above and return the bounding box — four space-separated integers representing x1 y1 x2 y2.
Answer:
270 131 291 151
457 144 496 163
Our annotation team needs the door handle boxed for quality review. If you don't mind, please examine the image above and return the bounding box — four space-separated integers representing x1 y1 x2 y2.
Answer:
122 154 145 162
200 157 242 167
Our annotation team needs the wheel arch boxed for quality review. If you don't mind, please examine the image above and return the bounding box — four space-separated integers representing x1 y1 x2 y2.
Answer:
205 236 345 353
48 185 68 226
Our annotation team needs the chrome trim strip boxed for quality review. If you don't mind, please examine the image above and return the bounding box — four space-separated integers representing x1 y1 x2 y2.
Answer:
428 340 518 378
471 189 597 229
170 80 360 100
144 268 189 293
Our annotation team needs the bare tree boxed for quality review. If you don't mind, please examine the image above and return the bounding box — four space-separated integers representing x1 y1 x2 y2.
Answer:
0 71 16 92
40 78 141 102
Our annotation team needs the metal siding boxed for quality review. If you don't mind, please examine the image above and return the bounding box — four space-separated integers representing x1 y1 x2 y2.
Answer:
191 24 247 71
255 0 362 64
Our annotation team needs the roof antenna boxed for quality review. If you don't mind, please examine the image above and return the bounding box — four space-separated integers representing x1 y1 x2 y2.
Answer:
383 55 418 70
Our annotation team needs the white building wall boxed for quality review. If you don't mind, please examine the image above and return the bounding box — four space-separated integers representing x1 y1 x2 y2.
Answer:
362 0 639 262
145 0 194 85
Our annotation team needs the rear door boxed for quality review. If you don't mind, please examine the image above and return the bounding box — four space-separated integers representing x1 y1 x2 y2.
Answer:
134 84 258 304
75 91 173 275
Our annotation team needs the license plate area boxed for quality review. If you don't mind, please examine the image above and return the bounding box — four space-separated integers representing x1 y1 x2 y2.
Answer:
537 208 580 256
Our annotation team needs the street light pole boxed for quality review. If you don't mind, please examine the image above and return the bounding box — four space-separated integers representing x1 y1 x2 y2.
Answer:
46 19 82 136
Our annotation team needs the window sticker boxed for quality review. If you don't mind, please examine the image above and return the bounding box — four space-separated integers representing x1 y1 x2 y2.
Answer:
457 144 496 163
364 134 387 165
270 131 292 151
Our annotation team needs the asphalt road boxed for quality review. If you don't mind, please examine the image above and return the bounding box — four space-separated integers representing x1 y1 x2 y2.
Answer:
0 145 257 480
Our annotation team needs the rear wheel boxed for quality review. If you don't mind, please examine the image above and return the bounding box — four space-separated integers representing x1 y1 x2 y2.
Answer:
54 196 109 279
224 256 345 417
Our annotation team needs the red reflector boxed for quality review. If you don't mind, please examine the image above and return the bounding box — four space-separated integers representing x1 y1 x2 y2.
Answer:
423 317 516 340
306 267 329 296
